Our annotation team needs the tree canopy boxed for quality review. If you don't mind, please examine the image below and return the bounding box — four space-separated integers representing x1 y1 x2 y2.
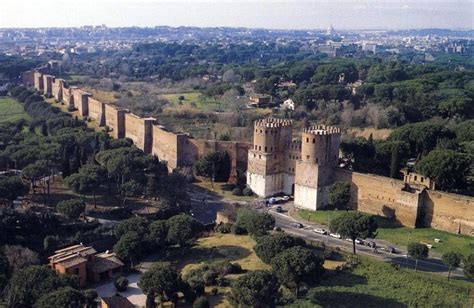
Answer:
271 246 324 296
330 212 378 254
229 270 280 307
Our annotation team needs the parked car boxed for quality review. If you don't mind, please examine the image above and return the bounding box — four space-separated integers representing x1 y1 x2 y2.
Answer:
365 241 376 248
290 222 303 228
313 228 328 235
384 246 397 254
355 238 364 245
268 197 277 204
329 232 341 239
282 196 290 201
275 206 283 213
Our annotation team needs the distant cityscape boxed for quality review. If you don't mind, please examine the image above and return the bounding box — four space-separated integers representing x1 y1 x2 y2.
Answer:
0 26 472 59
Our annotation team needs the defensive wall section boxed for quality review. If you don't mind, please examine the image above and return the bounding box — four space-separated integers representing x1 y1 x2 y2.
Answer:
124 113 155 154
24 68 474 236
333 169 474 235
423 191 474 235
24 69 250 182
87 98 106 126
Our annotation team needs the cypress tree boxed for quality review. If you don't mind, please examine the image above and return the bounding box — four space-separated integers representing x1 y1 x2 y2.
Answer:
61 146 71 177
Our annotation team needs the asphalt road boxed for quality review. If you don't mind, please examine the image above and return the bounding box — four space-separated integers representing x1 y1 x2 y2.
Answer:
270 209 465 278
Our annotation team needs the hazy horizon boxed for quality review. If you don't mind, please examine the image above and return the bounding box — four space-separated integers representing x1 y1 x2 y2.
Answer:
1 0 473 30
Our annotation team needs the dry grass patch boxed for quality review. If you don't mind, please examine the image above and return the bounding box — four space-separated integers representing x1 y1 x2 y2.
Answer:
347 127 392 140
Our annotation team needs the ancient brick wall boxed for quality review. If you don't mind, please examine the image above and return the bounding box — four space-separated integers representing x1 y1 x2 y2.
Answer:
22 71 35 87
104 105 128 139
423 191 474 236
334 169 421 227
42 75 54 95
124 113 155 154
62 86 72 107
151 125 182 170
88 98 105 126
51 78 64 102
33 71 43 92
71 89 91 116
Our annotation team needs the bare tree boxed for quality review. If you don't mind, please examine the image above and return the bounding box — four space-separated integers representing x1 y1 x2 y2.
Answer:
4 245 40 272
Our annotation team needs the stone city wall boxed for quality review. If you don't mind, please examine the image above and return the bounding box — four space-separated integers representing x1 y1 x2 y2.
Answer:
151 125 185 170
51 78 63 102
124 113 155 154
88 98 106 126
334 169 421 227
104 104 128 139
42 75 54 96
71 88 91 116
423 191 474 236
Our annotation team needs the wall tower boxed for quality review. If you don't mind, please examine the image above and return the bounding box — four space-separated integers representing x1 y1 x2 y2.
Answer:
294 125 341 210
247 118 293 197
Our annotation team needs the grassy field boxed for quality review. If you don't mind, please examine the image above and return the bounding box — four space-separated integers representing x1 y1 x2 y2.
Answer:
82 87 118 104
162 232 471 307
0 97 30 123
193 179 256 202
167 233 345 307
298 209 474 256
295 256 473 307
162 91 219 110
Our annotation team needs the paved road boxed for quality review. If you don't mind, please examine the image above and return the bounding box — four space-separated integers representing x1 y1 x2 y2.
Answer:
270 208 465 278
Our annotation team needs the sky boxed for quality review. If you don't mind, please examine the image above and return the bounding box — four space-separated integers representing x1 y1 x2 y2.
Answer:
0 0 473 30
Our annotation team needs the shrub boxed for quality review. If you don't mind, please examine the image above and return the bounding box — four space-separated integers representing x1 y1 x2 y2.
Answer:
232 188 242 196
193 296 210 308
231 223 247 235
114 276 129 292
217 223 232 233
242 187 254 196
202 270 218 285
228 262 242 274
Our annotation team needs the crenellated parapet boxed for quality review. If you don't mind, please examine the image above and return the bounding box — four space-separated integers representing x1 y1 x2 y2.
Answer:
303 124 341 135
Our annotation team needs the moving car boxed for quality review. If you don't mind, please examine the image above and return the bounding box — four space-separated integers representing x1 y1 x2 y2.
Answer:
275 206 283 213
329 232 341 239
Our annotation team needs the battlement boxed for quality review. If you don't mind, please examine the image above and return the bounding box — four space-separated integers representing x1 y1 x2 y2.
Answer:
303 125 341 135
254 118 292 128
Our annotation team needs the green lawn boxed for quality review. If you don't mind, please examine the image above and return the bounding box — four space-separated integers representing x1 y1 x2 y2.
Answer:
298 209 474 256
162 92 218 110
0 97 29 123
294 257 472 307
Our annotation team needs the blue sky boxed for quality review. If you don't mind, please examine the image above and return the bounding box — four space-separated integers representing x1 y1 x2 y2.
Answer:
1 0 473 29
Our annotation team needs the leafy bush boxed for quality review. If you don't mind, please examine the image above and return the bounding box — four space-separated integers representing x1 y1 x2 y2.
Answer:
231 222 247 235
114 276 129 292
193 296 210 308
217 223 232 233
